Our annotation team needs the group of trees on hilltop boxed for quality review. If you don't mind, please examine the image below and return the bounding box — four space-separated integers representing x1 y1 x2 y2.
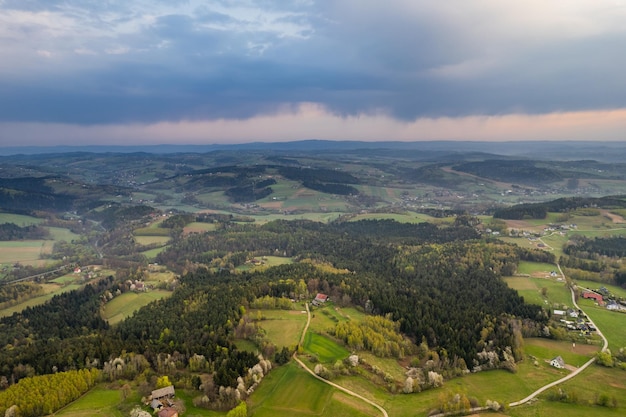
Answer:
565 236 626 259
0 223 49 240
494 196 626 220
453 160 562 184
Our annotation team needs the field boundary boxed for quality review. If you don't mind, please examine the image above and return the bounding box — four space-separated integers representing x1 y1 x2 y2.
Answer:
292 302 389 417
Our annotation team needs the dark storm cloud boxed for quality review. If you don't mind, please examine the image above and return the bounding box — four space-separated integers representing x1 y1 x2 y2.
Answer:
1 0 625 124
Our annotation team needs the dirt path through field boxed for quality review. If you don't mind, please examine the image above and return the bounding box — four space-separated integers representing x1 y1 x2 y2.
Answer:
508 263 609 408
293 303 389 417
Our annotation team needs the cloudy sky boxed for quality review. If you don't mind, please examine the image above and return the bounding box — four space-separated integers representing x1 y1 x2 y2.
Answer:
1 0 625 146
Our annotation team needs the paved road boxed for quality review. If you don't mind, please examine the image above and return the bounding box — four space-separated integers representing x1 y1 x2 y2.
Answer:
509 263 608 407
0 264 71 285
293 302 389 417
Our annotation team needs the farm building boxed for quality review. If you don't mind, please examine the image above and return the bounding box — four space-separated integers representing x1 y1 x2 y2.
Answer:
581 291 603 303
550 356 566 369
151 385 175 401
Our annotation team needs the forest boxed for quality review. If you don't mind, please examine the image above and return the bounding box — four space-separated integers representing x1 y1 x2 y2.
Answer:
494 196 626 219
0 217 551 415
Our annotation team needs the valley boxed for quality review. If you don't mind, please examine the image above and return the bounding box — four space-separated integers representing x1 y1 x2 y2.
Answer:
0 142 625 417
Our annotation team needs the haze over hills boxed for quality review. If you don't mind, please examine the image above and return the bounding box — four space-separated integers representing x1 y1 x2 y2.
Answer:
1 140 626 162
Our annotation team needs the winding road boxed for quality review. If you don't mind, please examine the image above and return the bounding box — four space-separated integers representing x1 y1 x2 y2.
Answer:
509 263 608 407
293 262 608 416
293 302 389 417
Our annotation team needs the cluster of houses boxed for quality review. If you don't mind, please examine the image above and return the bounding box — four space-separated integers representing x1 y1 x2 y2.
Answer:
554 308 596 333
582 288 626 311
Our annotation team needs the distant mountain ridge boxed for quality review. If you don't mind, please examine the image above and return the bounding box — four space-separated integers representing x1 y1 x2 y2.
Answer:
1 140 625 161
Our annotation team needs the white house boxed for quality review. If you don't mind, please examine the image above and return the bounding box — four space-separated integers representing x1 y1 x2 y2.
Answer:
550 356 565 369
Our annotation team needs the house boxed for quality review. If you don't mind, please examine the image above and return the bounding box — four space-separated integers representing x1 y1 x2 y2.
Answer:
567 309 579 318
312 293 328 306
553 309 566 316
607 302 620 311
582 291 603 303
550 356 566 369
151 385 175 401
158 407 178 417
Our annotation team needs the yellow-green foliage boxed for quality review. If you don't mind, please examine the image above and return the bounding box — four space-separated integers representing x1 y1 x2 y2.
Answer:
334 315 413 358
251 295 293 310
0 369 100 417
226 401 247 417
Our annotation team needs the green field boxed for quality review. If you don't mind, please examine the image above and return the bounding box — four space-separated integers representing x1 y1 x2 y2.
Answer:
174 390 225 417
261 256 293 266
0 224 77 267
134 226 170 236
348 212 437 223
102 290 171 325
523 338 597 368
507 365 626 417
250 212 344 224
517 261 558 276
141 246 168 260
135 235 170 245
255 308 308 348
52 386 127 417
303 332 350 363
183 222 217 234
574 280 626 299
0 240 47 263
0 213 43 226
47 226 79 241
578 299 626 349
249 362 378 417
50 273 80 284
504 276 572 308
53 386 225 417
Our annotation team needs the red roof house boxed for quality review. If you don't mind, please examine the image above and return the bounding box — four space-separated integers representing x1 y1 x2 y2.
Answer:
314 293 328 303
582 291 603 302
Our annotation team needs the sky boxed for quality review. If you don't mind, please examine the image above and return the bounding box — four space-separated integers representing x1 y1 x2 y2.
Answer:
1 0 625 146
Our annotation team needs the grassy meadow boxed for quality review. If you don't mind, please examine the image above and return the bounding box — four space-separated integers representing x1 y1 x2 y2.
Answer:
0 283 82 318
523 338 597 368
254 308 309 349
517 261 558 276
101 290 171 325
504 275 572 308
347 211 439 223
302 332 350 363
51 386 128 417
577 299 626 349
0 213 44 226
0 241 46 264
141 246 168 260
249 362 379 417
